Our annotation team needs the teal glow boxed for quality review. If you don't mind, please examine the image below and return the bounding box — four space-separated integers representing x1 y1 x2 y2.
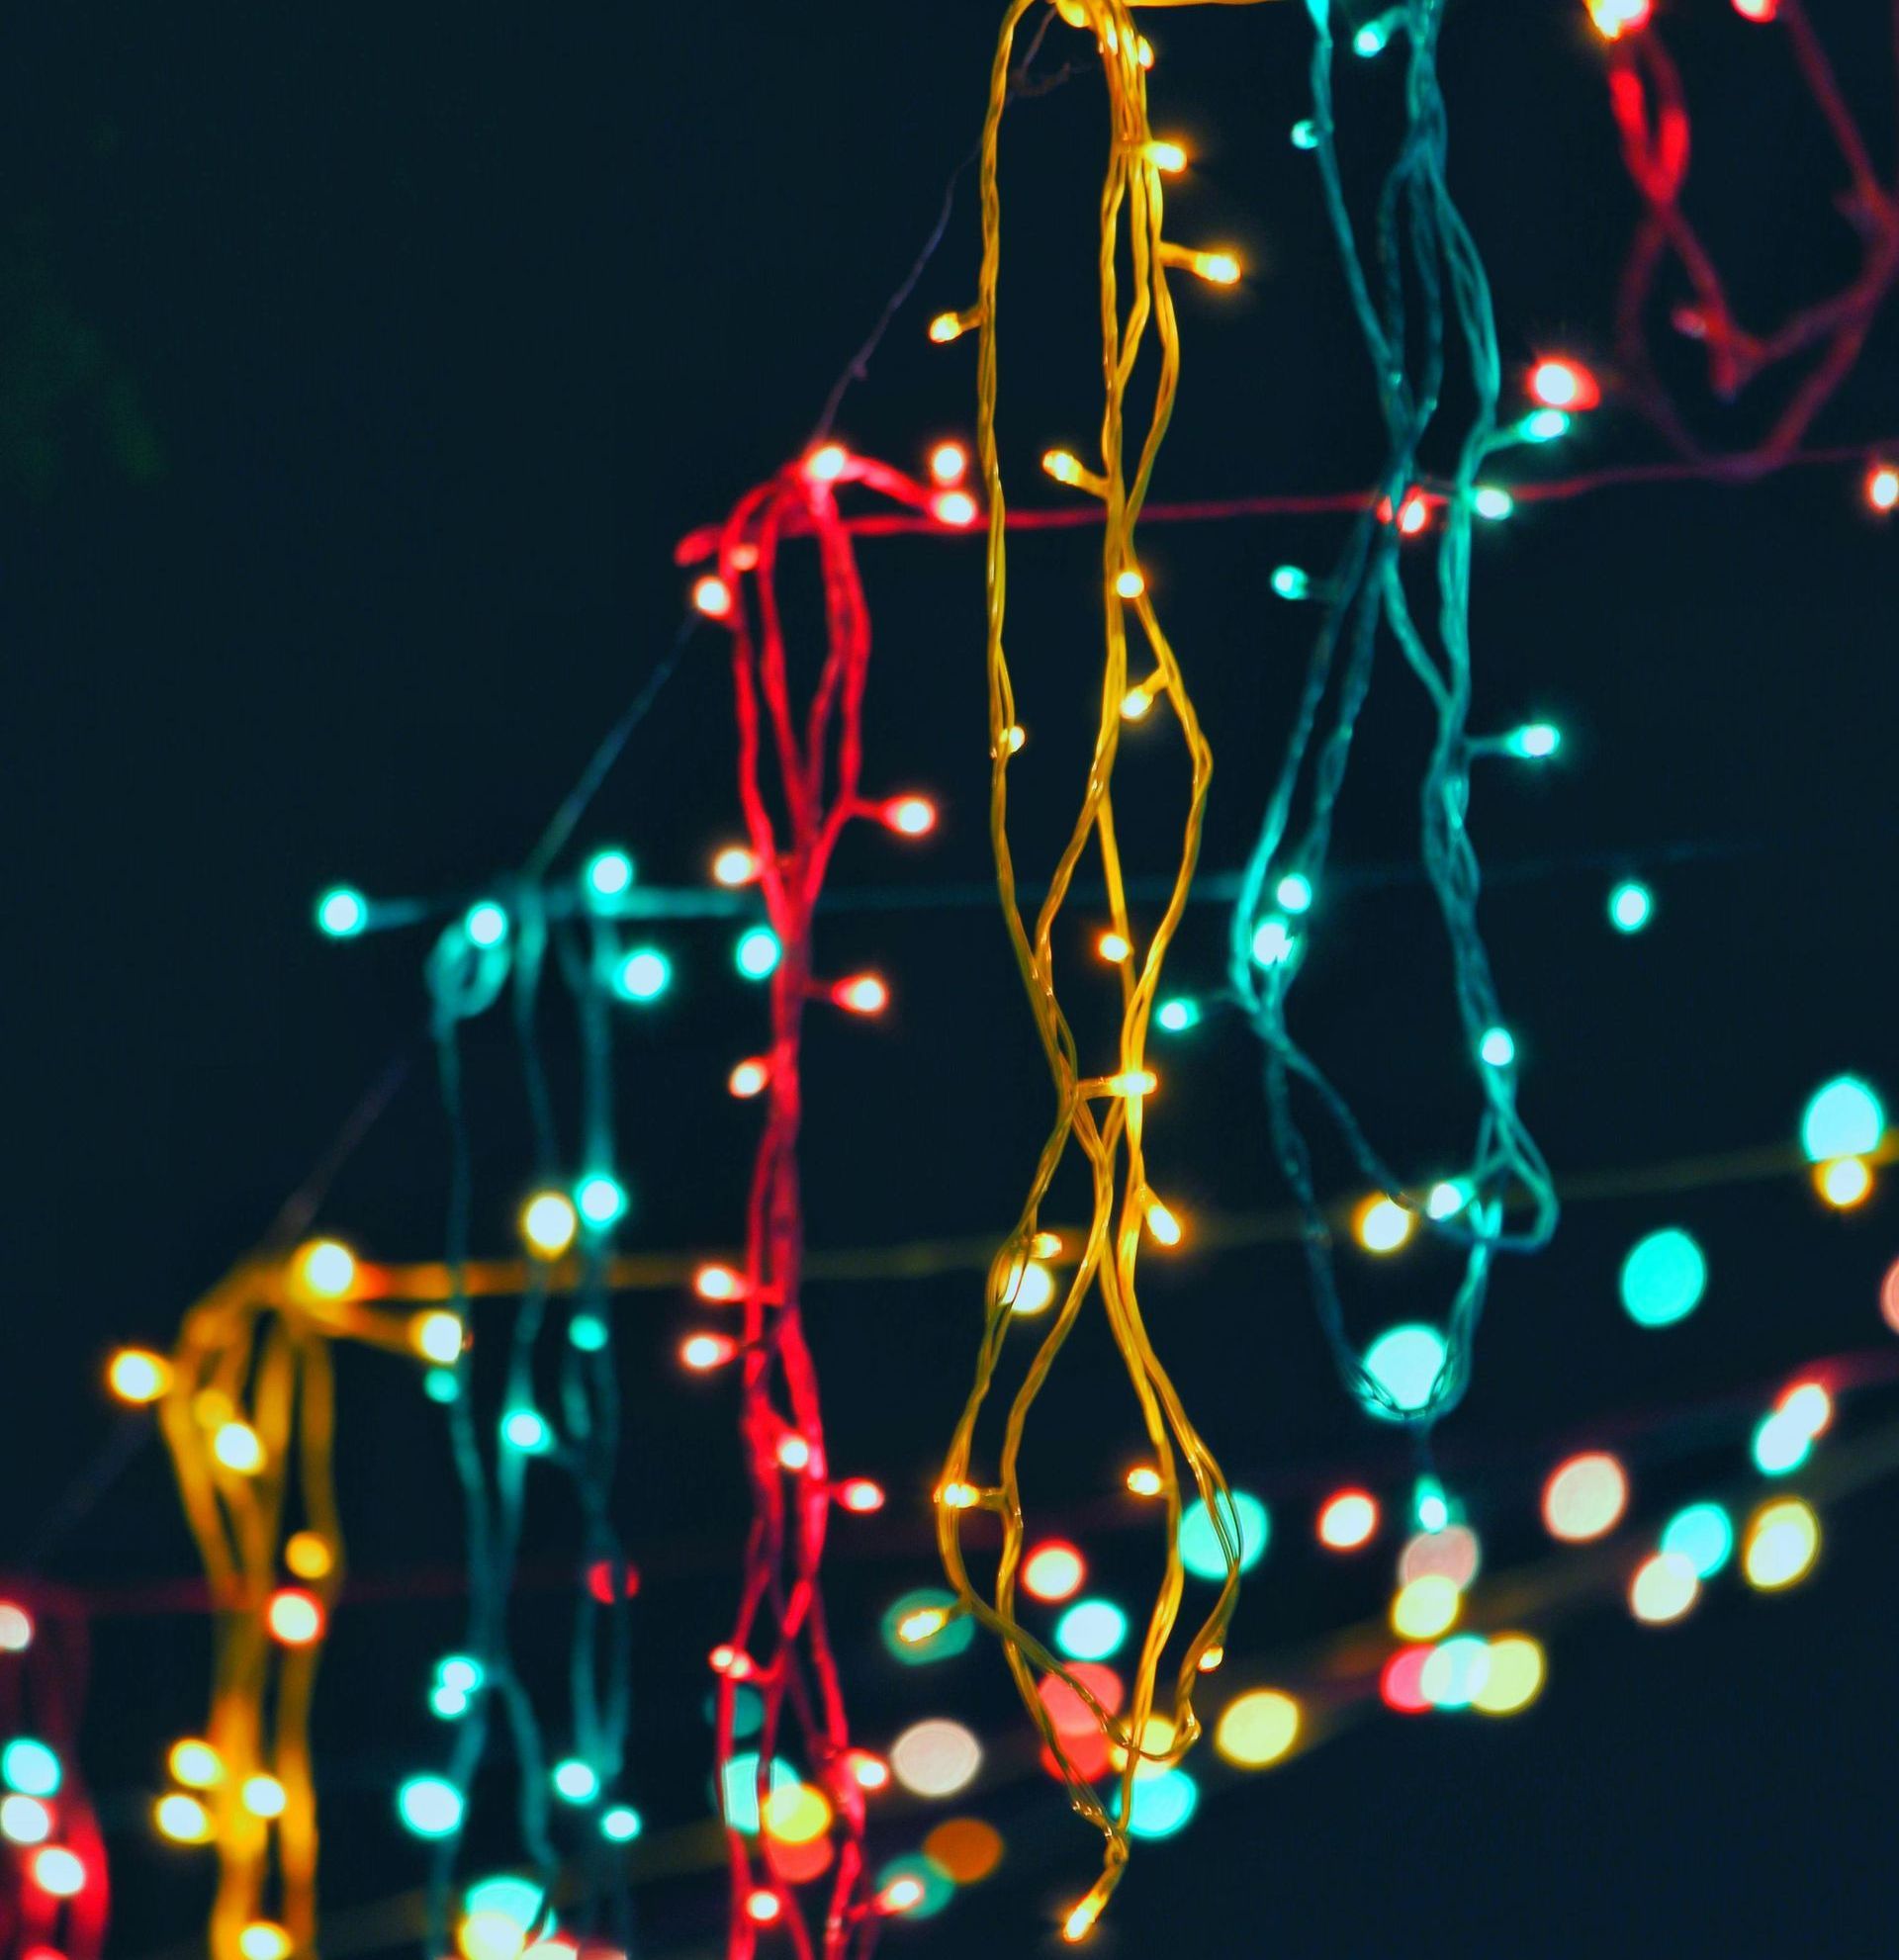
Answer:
1521 408 1571 443
423 1368 459 1405
429 1684 470 1720
880 1587 973 1666
718 1753 798 1833
1155 996 1201 1034
1660 1502 1734 1580
1275 872 1313 915
576 1173 629 1226
735 927 781 980
584 848 635 900
1473 486 1513 520
568 1312 609 1354
704 1684 765 1739
1114 1765 1199 1839
1800 1075 1885 1163
1250 917 1295 968
1507 722 1560 758
437 1655 483 1695
551 1758 599 1804
464 901 509 948
1420 1635 1492 1710
315 886 367 937
1291 118 1319 150
1364 1323 1449 1419
463 1876 543 1930
397 1775 464 1838
1478 1025 1516 1068
1619 1228 1706 1327
1607 880 1654 934
1053 1598 1130 1662
1270 565 1311 601
1178 1489 1270 1580
1753 1410 1813 1476
0 1740 59 1799
1352 20 1389 54
614 948 672 1003
875 1853 956 1918
601 1806 643 1842
1413 1474 1451 1534
1425 1179 1471 1220
500 1407 551 1454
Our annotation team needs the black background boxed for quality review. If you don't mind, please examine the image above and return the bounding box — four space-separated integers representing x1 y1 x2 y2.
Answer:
3 4 1897 1956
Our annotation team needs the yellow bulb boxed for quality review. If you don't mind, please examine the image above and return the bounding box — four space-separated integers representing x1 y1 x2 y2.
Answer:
213 1421 264 1475
1008 1259 1057 1314
1120 686 1153 722
1198 1645 1223 1672
1110 1711 1177 1774
898 1606 950 1645
290 1238 356 1300
1063 1896 1103 1943
1215 1688 1301 1768
1042 448 1086 486
1030 1230 1063 1259
1144 1198 1182 1246
1126 1465 1163 1497
1192 251 1241 286
411 1309 465 1366
928 311 965 344
1097 930 1132 963
153 1793 212 1843
1472 1634 1545 1715
1114 567 1145 599
1815 1156 1872 1208
520 1191 579 1258
1352 1195 1413 1255
938 1481 979 1509
238 1923 292 1960
998 723 1027 756
1107 1068 1157 1098
108 1347 172 1405
1136 34 1154 68
1391 1573 1461 1641
168 1738 224 1788
1744 1497 1820 1590
241 1774 287 1819
1145 139 1187 173
284 1531 333 1581
460 1911 528 1960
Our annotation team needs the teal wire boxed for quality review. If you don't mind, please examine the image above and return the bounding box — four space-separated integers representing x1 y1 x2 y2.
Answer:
1228 0 1557 1431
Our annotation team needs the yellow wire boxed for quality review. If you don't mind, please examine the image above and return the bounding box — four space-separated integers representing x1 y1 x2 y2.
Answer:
936 1 1265 1937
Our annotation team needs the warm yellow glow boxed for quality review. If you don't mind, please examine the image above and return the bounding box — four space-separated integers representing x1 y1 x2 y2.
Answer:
1126 1465 1163 1498
728 1056 769 1098
238 1924 293 1960
1008 1260 1057 1315
1143 1198 1182 1246
1215 1688 1300 1768
1107 1068 1158 1098
519 1191 579 1258
938 1481 979 1510
695 1263 744 1303
929 441 968 486
1472 1634 1545 1715
929 310 969 344
411 1310 465 1366
1815 1156 1872 1208
1114 568 1145 600
153 1792 213 1843
1198 1644 1223 1672
241 1774 287 1819
999 723 1026 755
691 575 734 619
711 844 760 887
459 1911 528 1960
1352 1194 1413 1255
1744 1497 1820 1590
1031 1230 1063 1259
898 1606 950 1645
1120 686 1154 722
1629 1551 1699 1625
168 1738 224 1789
284 1530 333 1581
290 1238 356 1300
1391 1573 1462 1641
1042 447 1085 486
881 1877 926 1914
108 1347 172 1404
212 1422 264 1475
1145 139 1187 173
764 1780 833 1846
1110 1711 1177 1776
1063 1896 1104 1944
1097 931 1132 963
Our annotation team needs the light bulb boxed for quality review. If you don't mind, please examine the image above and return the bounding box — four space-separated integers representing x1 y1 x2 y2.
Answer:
613 947 671 1003
1474 485 1514 520
804 443 849 484
1114 567 1145 599
411 1311 465 1366
584 848 634 900
1270 565 1310 601
1144 139 1187 173
692 575 735 619
881 794 938 836
315 886 367 937
1506 721 1561 758
933 489 979 527
520 1191 579 1258
734 926 781 979
680 1332 737 1372
1527 357 1601 412
463 901 508 948
728 1057 769 1098
928 441 968 486
832 973 888 1016
711 844 760 886
265 1588 324 1647
1865 463 1899 513
108 1347 172 1404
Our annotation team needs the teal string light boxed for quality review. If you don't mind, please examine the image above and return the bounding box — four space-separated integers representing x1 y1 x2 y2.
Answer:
1227 0 1558 1432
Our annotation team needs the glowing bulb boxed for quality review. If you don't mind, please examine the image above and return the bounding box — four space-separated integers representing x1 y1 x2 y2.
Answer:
1097 930 1132 963
1114 567 1145 599
1216 1689 1300 1768
1619 1227 1707 1327
776 1434 811 1472
1353 19 1390 54
1801 1075 1884 1160
890 1718 982 1798
520 1191 579 1258
292 1238 357 1299
1250 916 1294 967
928 311 967 344
747 1890 782 1924
1275 871 1313 914
938 1480 978 1509
734 926 781 979
884 1878 927 1914
154 1792 212 1843
1316 1488 1379 1551
464 901 508 948
929 441 968 486
575 1173 628 1229
500 1407 551 1454
839 1477 885 1512
266 1587 324 1647
1188 250 1240 285
1478 1025 1516 1068
241 1774 286 1819
1155 995 1200 1032
1541 1453 1628 1542
601 1806 642 1841
1474 485 1514 520
1520 407 1571 443
27 1844 82 1899
584 848 634 900
613 946 671 1003
1042 448 1087 486
1777 1379 1834 1440
213 1421 264 1474
728 1056 769 1098
1630 1550 1699 1625
1143 1198 1183 1246
552 1758 599 1803
438 1655 483 1694
412 1310 465 1366
898 1606 950 1646
1587 0 1652 36
1353 1195 1413 1255
1528 357 1601 412
1063 1898 1103 1943
1396 490 1430 536
397 1775 465 1838
2 1741 59 1799
1180 1489 1270 1578
1271 564 1311 600
1751 1408 1813 1475
1144 139 1187 172
882 794 938 836
1732 0 1778 20
0 1604 33 1652
999 723 1026 754
1606 879 1654 933
849 1750 890 1790
805 443 848 483
692 575 735 619
1126 1465 1163 1497
1363 1323 1449 1419
1414 1476 1450 1533
1391 1573 1461 1641
1816 1157 1873 1208
169 1738 224 1788
1008 1260 1056 1314
1291 118 1319 149
1744 1497 1819 1589
694 1264 744 1302
1053 1599 1129 1662
1023 1540 1087 1602
1662 1502 1735 1580
316 885 367 936
1426 1179 1471 1220
833 973 889 1016
0 1795 49 1845
1121 685 1154 722
711 844 760 886
108 1347 171 1404
680 1332 737 1372
1107 1068 1157 1097
1867 463 1899 512
237 1926 291 1960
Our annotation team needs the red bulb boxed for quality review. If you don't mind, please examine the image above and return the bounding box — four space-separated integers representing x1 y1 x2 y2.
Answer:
838 1477 885 1513
931 489 979 528
881 795 938 837
265 1588 324 1648
847 1748 890 1789
1865 463 1899 513
1396 490 1431 537
928 441 968 487
747 1889 783 1925
681 1332 738 1372
1731 0 1776 18
832 974 888 1017
1528 357 1601 412
586 1559 641 1604
691 575 735 620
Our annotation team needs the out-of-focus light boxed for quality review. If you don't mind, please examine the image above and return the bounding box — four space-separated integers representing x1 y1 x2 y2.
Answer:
1776 1379 1834 1441
1479 1025 1517 1067
924 1816 1004 1884
804 443 849 484
0 1604 33 1652
680 1332 737 1372
1732 0 1778 20
1542 1453 1628 1542
1250 916 1295 967
238 1925 292 1960
1413 1474 1451 1534
1023 1541 1087 1602
0 1796 50 1844
154 1792 213 1843
169 1738 224 1788
501 1408 551 1457
932 488 979 527
882 794 938 837
551 1759 599 1804
1317 1488 1380 1551
999 723 1026 754
1392 1573 1461 1641
1801 1075 1885 1161
1474 485 1514 520
776 1434 811 1473
694 1263 744 1303
1187 249 1241 286
292 1238 357 1300
728 1056 769 1099
1588 0 1652 37
929 442 968 486
213 1422 265 1475
1744 1497 1820 1589
1630 1550 1699 1625
1661 1502 1735 1580
425 1369 459 1404
1473 1634 1545 1715
838 1477 884 1513
1426 1179 1471 1221
241 1775 286 1819
612 947 672 1004
1607 879 1654 933
711 844 760 887
848 1749 891 1791
937 1480 979 1510
1179 1489 1269 1579
520 1191 579 1258
316 885 368 937
1054 1599 1130 1662
584 848 635 901
1363 1323 1448 1419
458 1911 527 1960
928 311 967 344
1116 1765 1199 1839
1215 1689 1300 1767
1396 490 1431 536
692 575 735 619
745 1888 783 1925
719 1753 800 1832
108 1346 172 1404
412 1310 465 1367
464 901 509 949
1114 568 1146 600
1096 930 1132 964
1751 1407 1814 1476
1353 19 1390 54
890 1719 982 1798
1155 995 1200 1033
1420 1634 1493 1710
884 1587 968 1663
30 1846 85 1899
266 1587 324 1647
1274 871 1313 915
734 927 781 980
764 1780 833 1847
1399 1521 1481 1590
1126 1465 1163 1498
1145 138 1188 172
438 1655 483 1695
1121 684 1154 723
1143 1198 1183 1246
575 1173 629 1229
1291 117 1319 149
1620 1227 1707 1327
1815 1156 1873 1209
1380 1646 1433 1714
833 973 889 1016
1271 564 1311 601
1353 1195 1413 1255
1521 408 1571 443
601 1806 642 1841
1866 462 1899 512
876 1854 955 1919
1528 357 1601 412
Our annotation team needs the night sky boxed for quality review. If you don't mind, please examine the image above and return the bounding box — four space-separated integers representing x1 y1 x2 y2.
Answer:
5 4 1898 1956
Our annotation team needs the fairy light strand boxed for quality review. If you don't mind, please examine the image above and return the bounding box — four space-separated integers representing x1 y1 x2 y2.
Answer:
1227 0 1558 1435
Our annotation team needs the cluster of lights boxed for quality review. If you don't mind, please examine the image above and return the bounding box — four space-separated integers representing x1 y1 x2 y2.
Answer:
1800 1073 1884 1210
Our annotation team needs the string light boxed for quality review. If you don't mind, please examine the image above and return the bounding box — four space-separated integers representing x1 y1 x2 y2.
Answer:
1800 1075 1885 1161
1352 1195 1412 1255
1362 1324 1449 1419
519 1190 579 1259
154 1793 214 1844
290 1237 356 1300
832 973 889 1016
1743 1497 1820 1589
1629 1550 1699 1625
265 1588 323 1647
612 946 672 1002
728 1056 769 1098
1867 463 1899 512
1607 879 1654 933
1542 1452 1629 1542
584 846 635 900
1316 1488 1379 1552
1619 1227 1707 1327
107 1346 172 1403
315 885 368 936
712 844 760 886
929 441 968 486
1815 1156 1873 1208
733 925 781 979
1528 356 1602 412
679 1333 737 1373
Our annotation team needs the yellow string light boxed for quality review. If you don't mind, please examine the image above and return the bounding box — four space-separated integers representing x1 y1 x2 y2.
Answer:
935 0 1264 1935
158 1246 425 1960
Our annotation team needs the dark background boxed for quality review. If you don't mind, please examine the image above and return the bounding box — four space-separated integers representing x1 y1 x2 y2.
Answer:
3 4 1897 1955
